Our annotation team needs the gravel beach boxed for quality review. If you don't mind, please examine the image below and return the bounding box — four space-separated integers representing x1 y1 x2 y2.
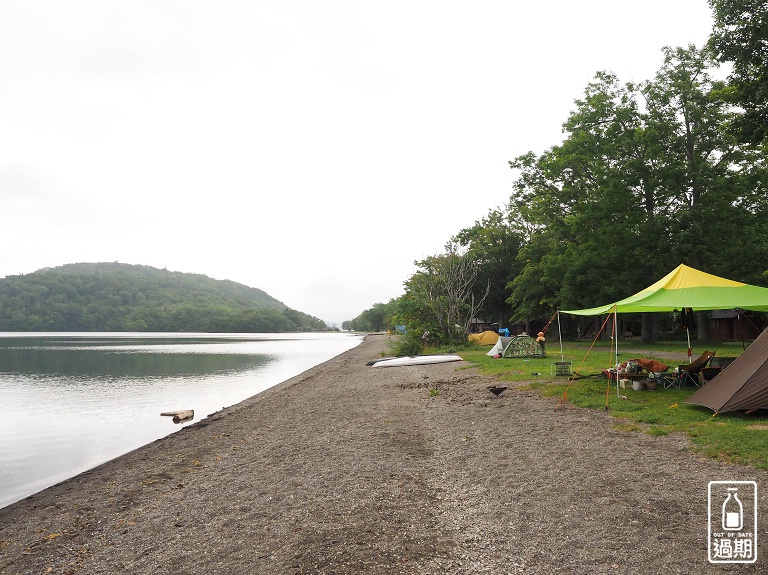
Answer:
1 333 765 574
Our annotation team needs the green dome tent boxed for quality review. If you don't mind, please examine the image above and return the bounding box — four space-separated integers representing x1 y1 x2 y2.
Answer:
501 333 546 358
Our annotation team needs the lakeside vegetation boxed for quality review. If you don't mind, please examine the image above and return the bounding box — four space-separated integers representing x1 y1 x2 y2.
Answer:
346 1 768 353
0 262 328 332
457 339 768 470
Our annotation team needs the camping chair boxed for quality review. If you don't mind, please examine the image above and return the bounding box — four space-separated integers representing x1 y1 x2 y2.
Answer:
676 351 716 388
661 372 680 389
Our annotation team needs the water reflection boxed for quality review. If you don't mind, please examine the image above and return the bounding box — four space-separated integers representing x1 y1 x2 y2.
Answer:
0 334 283 378
0 346 272 378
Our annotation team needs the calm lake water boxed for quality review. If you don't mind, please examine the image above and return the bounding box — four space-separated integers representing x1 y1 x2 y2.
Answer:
0 332 363 509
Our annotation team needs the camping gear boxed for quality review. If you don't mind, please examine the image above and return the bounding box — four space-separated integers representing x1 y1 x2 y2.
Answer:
501 334 546 358
676 351 716 387
631 358 669 374
657 352 714 389
701 356 738 381
369 354 462 368
468 330 499 345
684 329 768 413
562 264 768 398
551 361 573 376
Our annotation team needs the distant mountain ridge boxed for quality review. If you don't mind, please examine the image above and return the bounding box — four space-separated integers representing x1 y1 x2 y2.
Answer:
0 262 327 332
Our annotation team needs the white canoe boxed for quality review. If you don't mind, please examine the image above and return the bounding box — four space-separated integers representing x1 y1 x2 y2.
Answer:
369 354 462 367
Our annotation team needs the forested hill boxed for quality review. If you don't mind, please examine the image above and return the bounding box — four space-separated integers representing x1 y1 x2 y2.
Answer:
0 262 327 332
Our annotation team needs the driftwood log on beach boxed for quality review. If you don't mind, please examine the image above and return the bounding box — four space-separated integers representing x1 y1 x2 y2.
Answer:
160 409 194 423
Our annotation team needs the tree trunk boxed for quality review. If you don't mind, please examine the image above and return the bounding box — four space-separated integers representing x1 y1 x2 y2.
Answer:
696 311 708 341
641 313 656 343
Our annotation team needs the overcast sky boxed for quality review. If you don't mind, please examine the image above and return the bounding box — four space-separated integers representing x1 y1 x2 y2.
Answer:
1 1 716 326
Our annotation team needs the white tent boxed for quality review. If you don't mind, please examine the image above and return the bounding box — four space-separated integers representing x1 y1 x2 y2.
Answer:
486 336 511 356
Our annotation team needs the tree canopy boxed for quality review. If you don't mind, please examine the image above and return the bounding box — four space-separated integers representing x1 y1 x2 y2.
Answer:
342 300 398 333
0 262 327 332
502 45 768 339
709 0 768 144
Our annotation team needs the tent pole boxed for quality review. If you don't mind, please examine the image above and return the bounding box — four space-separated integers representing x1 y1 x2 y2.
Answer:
557 310 564 362
686 328 692 361
614 306 620 398
738 309 746 351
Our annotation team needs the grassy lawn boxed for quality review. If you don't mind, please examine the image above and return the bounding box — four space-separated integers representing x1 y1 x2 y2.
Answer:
457 339 768 470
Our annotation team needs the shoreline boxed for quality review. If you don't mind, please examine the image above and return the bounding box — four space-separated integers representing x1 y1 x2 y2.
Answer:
1 334 766 574
0 331 364 511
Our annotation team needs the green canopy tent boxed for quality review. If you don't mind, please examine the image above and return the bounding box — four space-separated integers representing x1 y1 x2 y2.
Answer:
563 264 768 315
561 264 768 397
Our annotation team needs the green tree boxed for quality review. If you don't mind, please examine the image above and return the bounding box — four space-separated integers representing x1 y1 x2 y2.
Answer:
507 72 667 334
642 45 768 335
708 0 768 144
506 47 768 341
452 208 525 329
399 246 489 346
342 301 396 332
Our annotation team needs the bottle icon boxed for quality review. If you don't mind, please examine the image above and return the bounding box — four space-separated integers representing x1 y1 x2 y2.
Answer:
722 487 743 531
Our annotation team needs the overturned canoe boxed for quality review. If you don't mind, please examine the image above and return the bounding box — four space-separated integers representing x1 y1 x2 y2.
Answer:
365 356 398 366
369 354 462 368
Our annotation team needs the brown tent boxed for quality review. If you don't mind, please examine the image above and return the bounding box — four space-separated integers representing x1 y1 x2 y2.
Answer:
683 328 768 413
